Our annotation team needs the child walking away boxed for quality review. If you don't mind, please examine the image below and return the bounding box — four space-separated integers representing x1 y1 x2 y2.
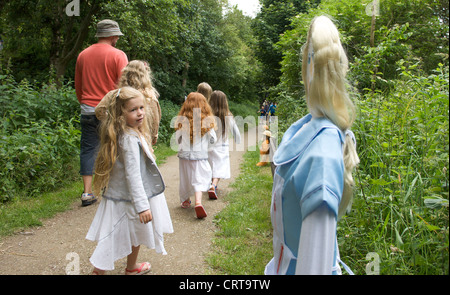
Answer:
265 16 359 275
97 60 161 149
207 90 241 199
197 82 213 103
174 92 217 219
86 87 173 275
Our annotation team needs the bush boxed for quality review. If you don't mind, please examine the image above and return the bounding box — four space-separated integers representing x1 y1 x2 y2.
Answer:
0 75 81 202
158 98 181 145
339 64 449 275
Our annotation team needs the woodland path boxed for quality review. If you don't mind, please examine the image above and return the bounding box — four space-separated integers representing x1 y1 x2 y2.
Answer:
0 128 257 275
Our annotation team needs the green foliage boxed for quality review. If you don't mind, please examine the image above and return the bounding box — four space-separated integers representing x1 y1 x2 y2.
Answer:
158 99 181 144
338 64 449 275
0 0 261 104
0 74 81 202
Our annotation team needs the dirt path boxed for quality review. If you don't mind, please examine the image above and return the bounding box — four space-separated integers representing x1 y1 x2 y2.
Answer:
0 128 257 275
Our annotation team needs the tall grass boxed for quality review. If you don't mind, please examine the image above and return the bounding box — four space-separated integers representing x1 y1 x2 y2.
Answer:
337 64 449 275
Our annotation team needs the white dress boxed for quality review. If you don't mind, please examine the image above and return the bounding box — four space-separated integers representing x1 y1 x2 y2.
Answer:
177 129 217 202
86 136 173 271
208 117 241 179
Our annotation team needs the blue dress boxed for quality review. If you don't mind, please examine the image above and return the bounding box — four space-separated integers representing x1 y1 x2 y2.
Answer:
265 114 347 275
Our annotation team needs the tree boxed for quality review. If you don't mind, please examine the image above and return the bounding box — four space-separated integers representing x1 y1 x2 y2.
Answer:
0 0 102 84
251 0 320 95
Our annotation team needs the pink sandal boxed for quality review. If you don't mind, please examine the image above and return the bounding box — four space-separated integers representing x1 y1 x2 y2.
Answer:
125 262 151 275
181 200 191 209
195 205 207 219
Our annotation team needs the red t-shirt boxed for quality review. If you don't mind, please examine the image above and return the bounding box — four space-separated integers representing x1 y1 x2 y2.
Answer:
75 43 128 107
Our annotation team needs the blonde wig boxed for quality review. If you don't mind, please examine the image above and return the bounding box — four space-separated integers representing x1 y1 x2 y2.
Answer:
209 90 233 137
197 82 213 102
93 86 151 197
302 16 360 219
174 92 216 143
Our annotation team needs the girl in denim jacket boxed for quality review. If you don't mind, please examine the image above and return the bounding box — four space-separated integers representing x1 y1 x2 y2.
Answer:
265 16 359 275
86 87 173 275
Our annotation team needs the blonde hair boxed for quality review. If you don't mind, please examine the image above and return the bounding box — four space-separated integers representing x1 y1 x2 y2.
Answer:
209 90 233 137
93 86 151 197
118 60 160 140
197 82 213 102
118 60 159 100
174 92 215 143
302 16 359 219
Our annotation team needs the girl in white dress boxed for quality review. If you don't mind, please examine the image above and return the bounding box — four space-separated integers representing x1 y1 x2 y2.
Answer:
86 87 173 275
207 90 241 199
174 92 216 219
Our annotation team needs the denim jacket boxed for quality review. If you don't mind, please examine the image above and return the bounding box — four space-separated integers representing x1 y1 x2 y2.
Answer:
266 114 346 275
103 129 165 214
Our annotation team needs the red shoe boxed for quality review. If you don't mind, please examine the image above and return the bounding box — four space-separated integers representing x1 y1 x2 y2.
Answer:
208 185 218 200
194 205 207 219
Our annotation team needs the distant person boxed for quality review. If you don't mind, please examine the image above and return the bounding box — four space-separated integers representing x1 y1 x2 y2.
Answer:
197 82 213 103
258 105 266 118
269 102 277 122
75 19 128 206
174 92 217 219
265 16 359 275
207 90 241 199
87 87 173 275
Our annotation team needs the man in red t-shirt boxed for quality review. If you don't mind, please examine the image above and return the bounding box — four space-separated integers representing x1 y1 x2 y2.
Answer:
75 19 128 206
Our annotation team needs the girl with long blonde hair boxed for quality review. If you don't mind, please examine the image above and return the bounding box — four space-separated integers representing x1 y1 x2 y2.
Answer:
87 87 173 275
174 92 216 219
266 16 359 275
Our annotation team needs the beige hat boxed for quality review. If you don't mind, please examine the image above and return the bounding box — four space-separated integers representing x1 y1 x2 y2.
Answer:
95 19 124 38
263 130 272 137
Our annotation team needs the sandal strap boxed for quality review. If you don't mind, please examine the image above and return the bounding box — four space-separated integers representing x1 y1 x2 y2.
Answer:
125 262 150 274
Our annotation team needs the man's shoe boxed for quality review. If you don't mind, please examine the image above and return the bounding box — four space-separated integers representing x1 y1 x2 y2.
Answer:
81 193 97 207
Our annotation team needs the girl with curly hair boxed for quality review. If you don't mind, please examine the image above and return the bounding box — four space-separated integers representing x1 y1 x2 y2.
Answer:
174 92 217 219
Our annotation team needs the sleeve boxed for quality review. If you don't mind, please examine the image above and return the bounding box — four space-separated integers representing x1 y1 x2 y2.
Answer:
208 129 217 145
296 203 336 274
121 135 150 213
115 51 129 84
297 130 344 219
230 118 241 144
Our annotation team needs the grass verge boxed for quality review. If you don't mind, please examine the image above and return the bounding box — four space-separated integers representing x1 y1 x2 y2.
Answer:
206 149 273 275
0 143 177 239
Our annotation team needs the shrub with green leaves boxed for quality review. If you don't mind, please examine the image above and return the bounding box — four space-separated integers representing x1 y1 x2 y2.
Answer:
0 75 81 202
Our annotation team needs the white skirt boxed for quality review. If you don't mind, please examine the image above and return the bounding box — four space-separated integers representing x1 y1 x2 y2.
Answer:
86 193 173 271
208 145 230 179
179 158 212 202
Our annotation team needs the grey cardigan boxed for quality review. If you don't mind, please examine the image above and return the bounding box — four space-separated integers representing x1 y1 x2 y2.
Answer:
103 130 165 213
176 129 217 160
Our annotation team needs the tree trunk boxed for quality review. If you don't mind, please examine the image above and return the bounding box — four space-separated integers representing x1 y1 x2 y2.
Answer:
50 2 101 86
